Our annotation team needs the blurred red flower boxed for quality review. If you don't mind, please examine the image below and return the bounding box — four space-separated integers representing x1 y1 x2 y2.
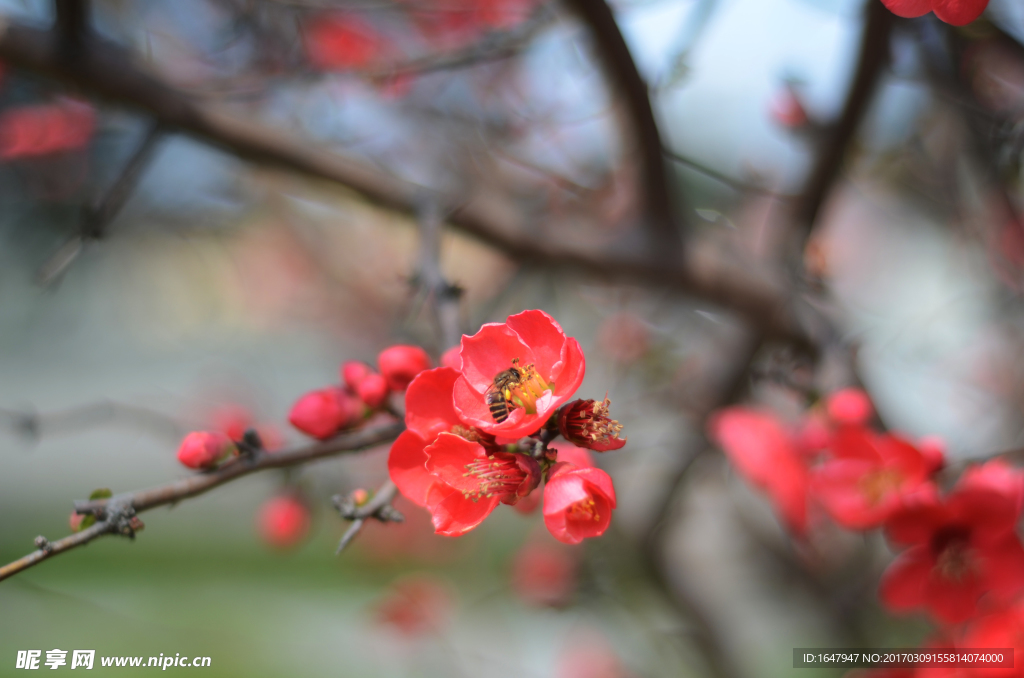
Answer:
880 472 1024 624
454 309 585 439
958 603 1024 677
826 388 874 426
258 495 310 549
879 0 988 26
0 99 96 160
375 575 451 636
304 15 384 70
812 428 934 530
512 537 579 607
708 408 811 535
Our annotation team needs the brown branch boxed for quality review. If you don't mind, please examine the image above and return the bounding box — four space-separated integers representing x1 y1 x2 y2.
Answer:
0 421 404 583
794 0 894 237
564 0 685 264
333 479 401 554
0 520 112 582
0 19 814 351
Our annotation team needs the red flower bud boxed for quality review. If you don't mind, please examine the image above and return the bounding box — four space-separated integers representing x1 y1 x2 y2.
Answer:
177 431 236 469
68 512 84 532
378 345 432 391
440 345 461 370
826 388 873 426
258 495 310 549
557 398 626 452
357 372 391 409
288 387 360 440
341 360 375 391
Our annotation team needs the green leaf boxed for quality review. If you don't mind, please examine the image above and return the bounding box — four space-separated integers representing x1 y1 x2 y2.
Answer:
88 488 112 500
78 515 96 531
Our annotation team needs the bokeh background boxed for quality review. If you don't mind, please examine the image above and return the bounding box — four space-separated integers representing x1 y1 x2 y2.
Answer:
2 0 1024 675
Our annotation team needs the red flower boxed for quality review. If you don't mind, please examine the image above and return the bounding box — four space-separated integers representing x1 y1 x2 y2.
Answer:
304 15 384 70
389 367 539 535
424 433 540 535
708 408 811 535
959 603 1024 678
375 575 451 636
288 387 360 440
879 0 988 26
512 538 579 607
769 84 809 129
356 373 390 409
454 310 585 439
543 449 616 545
0 99 95 160
177 431 236 469
378 345 432 391
880 479 1024 624
959 459 1024 515
258 495 310 549
812 429 933 530
558 397 626 452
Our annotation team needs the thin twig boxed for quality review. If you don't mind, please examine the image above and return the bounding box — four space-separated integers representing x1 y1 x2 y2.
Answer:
0 400 185 442
333 479 400 554
0 421 404 583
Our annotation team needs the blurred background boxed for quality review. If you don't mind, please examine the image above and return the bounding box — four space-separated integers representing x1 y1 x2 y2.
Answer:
1 0 1024 675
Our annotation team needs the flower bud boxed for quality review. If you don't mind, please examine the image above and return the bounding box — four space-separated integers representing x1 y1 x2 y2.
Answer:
440 346 461 370
341 360 375 391
826 388 873 426
258 495 310 549
352 488 370 506
69 512 84 532
378 345 431 391
288 388 360 440
557 398 626 452
177 431 236 469
357 372 391 409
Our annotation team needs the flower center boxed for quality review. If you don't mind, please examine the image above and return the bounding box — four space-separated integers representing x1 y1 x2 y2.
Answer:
930 526 975 582
567 498 600 522
506 362 549 416
858 468 902 505
462 455 525 501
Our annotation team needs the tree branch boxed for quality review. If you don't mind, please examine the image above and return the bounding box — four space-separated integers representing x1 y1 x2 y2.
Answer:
0 421 404 583
333 479 401 554
0 19 814 351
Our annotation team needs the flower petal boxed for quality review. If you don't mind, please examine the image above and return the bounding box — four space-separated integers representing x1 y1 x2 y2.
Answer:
405 367 463 440
880 0 934 18
459 322 536 393
505 309 567 381
388 430 435 507
426 483 499 536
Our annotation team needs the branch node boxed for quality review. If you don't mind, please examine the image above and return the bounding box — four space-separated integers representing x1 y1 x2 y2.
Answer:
33 536 52 553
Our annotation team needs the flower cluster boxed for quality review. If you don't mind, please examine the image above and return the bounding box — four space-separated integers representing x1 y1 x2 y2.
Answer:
879 0 988 26
388 310 626 544
710 389 1024 667
289 344 431 440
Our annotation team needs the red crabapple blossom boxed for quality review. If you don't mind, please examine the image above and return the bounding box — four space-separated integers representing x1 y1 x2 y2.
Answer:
880 474 1024 624
258 495 311 549
811 428 934 530
454 309 585 439
543 445 616 545
708 408 811 535
879 0 988 26
558 397 626 452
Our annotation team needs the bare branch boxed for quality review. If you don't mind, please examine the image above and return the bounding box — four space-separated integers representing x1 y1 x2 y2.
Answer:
0 421 404 583
0 20 814 351
333 479 401 554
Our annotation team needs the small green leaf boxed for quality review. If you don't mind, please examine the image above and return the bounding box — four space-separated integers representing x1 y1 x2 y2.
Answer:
78 515 96 531
88 488 112 500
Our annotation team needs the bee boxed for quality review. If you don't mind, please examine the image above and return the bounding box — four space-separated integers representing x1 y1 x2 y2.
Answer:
486 358 524 423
